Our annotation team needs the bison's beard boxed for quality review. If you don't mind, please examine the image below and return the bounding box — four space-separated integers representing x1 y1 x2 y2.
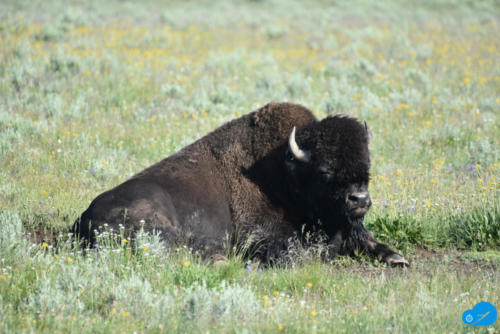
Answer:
337 212 374 255
348 207 369 218
346 213 365 227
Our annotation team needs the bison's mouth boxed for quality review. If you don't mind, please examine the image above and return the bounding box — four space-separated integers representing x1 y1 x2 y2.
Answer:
348 206 370 218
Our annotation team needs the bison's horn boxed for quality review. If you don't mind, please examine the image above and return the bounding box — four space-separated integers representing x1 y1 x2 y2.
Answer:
364 121 372 146
288 126 310 162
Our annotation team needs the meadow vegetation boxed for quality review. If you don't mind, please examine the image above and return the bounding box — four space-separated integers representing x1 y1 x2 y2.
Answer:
0 0 499 332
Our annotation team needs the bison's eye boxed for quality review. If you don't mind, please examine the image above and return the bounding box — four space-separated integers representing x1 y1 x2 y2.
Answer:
321 172 334 181
317 166 334 180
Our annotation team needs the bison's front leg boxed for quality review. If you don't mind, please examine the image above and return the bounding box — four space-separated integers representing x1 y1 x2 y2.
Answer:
349 225 409 266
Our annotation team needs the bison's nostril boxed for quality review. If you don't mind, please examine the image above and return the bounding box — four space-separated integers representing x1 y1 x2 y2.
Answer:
348 195 360 202
347 192 371 208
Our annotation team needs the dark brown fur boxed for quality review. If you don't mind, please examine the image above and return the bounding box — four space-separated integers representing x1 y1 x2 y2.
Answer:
73 102 407 265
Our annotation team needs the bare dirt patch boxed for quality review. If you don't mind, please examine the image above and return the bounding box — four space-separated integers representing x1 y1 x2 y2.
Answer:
332 248 499 279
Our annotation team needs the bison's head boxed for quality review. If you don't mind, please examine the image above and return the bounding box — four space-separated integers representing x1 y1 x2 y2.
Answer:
284 116 372 228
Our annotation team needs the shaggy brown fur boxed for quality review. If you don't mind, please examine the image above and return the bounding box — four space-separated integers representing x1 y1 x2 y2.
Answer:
73 102 408 266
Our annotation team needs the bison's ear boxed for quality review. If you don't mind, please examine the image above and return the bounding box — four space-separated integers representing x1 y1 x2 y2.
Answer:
364 121 372 146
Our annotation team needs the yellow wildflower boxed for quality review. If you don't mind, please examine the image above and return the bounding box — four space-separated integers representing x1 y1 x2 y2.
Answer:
396 104 409 111
183 260 190 267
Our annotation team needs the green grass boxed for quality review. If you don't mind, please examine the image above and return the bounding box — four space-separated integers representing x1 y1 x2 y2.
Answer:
1 213 499 333
0 0 499 332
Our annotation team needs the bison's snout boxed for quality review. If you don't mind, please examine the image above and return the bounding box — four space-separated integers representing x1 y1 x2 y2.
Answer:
346 191 372 216
348 192 371 207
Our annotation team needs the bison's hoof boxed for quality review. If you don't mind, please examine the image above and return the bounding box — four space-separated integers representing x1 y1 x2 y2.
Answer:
385 253 409 267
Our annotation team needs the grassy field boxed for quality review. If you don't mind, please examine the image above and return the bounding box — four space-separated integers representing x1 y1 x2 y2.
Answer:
1 0 499 332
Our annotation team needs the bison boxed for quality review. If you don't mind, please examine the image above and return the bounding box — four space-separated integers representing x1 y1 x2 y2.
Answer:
73 102 408 266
